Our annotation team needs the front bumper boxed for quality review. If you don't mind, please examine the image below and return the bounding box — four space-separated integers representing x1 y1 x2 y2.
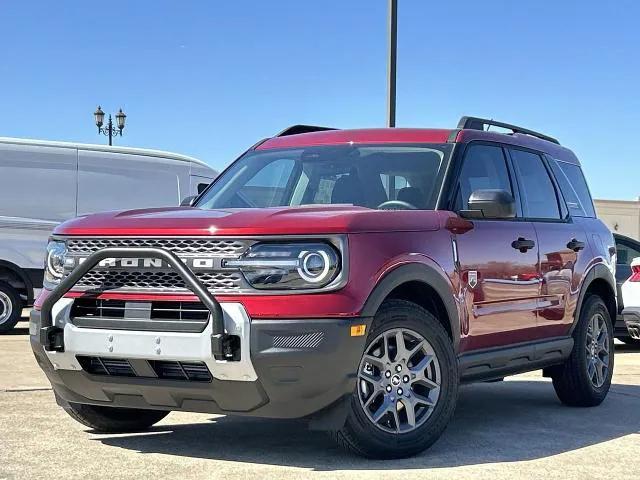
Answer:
622 307 640 340
30 303 371 419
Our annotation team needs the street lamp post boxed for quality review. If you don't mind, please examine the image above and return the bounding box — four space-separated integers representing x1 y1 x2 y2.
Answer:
387 0 398 128
94 106 127 146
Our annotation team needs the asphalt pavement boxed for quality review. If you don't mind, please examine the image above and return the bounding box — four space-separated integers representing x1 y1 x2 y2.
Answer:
1 318 639 480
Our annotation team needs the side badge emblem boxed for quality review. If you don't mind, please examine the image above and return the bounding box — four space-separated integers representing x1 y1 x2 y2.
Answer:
468 270 478 288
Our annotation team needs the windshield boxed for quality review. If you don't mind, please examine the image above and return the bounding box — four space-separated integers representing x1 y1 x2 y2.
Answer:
196 144 452 210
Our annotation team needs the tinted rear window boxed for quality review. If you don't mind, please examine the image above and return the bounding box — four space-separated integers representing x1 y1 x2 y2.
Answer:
549 159 595 218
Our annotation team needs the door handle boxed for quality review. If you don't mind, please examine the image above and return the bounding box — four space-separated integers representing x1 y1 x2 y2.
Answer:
511 237 535 253
567 238 585 252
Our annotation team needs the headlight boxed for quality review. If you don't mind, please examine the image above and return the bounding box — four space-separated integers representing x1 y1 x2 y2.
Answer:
224 242 340 290
44 240 67 289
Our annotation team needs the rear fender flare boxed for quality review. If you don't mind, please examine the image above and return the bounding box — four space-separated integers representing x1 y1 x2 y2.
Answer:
571 263 617 334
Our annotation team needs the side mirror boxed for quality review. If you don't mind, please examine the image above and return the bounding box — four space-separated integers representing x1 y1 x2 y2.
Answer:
460 189 516 219
180 195 197 207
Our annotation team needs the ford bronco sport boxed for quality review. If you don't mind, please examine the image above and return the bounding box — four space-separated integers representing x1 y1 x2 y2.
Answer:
31 117 616 459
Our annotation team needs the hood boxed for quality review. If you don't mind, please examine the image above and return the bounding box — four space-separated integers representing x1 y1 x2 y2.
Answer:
54 205 449 237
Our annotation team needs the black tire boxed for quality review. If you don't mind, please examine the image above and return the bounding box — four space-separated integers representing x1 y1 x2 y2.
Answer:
0 281 22 334
62 402 169 433
618 336 640 347
333 299 458 459
552 295 614 407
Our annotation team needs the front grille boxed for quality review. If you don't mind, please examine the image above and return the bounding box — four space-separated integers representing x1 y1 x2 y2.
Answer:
77 356 136 377
70 299 211 333
72 270 242 292
67 238 250 256
149 360 212 382
64 237 251 294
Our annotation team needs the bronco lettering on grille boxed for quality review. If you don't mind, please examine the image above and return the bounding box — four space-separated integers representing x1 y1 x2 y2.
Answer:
68 257 221 270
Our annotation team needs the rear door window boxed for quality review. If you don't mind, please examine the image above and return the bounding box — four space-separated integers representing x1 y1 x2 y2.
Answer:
510 149 561 220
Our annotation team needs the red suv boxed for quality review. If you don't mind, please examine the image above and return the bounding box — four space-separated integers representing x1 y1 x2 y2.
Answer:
31 117 617 458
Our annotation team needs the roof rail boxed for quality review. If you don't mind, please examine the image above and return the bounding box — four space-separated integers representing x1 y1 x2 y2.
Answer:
457 116 560 145
275 125 337 137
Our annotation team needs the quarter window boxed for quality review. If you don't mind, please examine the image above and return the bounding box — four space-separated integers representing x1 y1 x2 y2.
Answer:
455 144 514 212
549 159 595 218
510 149 560 220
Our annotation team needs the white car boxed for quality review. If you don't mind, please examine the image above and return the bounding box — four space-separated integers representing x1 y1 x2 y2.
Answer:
621 257 640 341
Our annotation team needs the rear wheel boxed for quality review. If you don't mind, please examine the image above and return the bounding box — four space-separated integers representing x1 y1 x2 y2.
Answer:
333 300 458 459
552 295 614 407
62 402 169 433
0 282 22 334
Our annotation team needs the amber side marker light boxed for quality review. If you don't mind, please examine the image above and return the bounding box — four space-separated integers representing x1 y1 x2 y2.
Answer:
350 324 367 337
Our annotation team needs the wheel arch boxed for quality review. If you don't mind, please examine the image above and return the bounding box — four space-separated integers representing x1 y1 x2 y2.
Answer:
0 260 34 304
571 263 617 334
361 263 460 352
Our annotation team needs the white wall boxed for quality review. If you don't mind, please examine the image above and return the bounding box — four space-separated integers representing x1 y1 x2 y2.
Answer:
594 199 640 240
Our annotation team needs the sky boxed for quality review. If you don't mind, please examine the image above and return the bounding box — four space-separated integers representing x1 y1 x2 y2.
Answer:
0 0 638 200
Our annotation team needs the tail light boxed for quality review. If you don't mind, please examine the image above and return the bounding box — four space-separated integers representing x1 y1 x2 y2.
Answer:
629 264 640 282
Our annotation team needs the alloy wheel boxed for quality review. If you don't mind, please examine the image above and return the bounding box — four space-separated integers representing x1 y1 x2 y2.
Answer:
586 313 610 388
357 328 441 434
0 291 12 325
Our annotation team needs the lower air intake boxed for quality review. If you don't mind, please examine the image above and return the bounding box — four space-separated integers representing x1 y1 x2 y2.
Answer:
77 356 136 377
75 356 212 382
149 361 212 382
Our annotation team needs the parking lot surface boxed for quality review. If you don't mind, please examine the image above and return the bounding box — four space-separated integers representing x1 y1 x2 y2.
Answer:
1 318 639 480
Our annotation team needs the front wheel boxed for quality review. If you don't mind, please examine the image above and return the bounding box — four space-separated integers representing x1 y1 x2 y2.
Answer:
62 402 169 433
333 300 458 459
552 295 614 407
0 281 22 334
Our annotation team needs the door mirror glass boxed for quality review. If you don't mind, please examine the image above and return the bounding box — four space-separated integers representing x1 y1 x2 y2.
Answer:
461 189 516 219
180 195 196 207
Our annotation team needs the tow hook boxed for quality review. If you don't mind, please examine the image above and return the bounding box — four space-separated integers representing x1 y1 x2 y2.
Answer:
212 333 241 361
40 326 65 352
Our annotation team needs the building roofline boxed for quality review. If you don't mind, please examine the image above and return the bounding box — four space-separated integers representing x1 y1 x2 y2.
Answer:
0 136 209 167
594 198 640 204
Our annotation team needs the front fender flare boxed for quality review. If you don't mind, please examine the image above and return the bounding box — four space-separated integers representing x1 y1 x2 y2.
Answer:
360 263 460 352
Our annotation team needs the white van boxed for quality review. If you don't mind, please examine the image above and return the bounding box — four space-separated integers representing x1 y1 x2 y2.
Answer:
0 137 217 332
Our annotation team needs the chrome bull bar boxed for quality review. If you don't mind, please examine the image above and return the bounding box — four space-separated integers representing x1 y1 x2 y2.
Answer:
39 247 227 356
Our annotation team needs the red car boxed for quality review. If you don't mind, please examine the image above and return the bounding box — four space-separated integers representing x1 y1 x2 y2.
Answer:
31 117 616 458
